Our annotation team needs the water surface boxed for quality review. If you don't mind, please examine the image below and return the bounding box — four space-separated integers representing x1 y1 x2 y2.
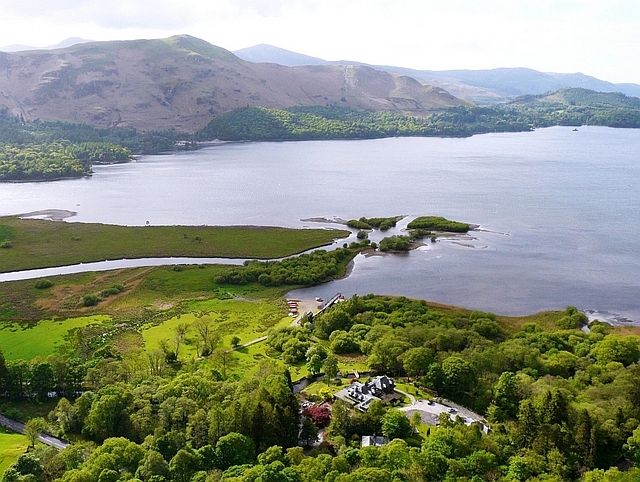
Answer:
2 126 639 321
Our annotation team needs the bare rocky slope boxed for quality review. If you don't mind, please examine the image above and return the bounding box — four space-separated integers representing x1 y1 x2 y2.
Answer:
0 35 468 133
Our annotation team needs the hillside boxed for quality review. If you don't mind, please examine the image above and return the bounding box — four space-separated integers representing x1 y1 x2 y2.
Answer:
235 44 640 103
505 88 640 128
510 87 640 109
0 35 468 133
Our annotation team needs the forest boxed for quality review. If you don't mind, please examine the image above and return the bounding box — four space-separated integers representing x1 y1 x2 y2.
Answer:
197 89 640 142
0 109 181 181
2 277 640 482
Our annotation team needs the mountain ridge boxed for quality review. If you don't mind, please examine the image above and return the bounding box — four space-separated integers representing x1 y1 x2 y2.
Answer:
0 37 93 53
233 44 640 102
0 35 468 132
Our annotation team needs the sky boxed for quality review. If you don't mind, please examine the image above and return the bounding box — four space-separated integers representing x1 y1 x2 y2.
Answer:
0 0 639 84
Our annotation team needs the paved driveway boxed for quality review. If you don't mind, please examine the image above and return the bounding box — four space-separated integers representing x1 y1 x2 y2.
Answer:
399 399 486 428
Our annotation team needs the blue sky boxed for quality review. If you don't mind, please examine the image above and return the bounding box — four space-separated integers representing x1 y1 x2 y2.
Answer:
1 0 638 84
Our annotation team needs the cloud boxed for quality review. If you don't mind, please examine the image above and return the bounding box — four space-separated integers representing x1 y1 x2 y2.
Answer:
0 0 200 30
0 0 638 83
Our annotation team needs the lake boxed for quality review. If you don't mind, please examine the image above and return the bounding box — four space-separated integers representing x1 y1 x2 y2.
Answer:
1 126 639 323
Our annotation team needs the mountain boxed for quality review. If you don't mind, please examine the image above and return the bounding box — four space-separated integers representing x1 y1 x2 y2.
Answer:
0 35 468 132
233 44 327 67
0 37 93 53
235 44 640 102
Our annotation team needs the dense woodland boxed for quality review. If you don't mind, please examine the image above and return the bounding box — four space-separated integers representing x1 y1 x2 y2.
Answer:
214 245 366 287
2 287 640 482
0 109 180 181
197 90 640 141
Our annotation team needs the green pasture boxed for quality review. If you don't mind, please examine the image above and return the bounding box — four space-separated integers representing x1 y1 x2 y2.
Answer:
0 217 349 272
0 316 109 360
0 427 27 474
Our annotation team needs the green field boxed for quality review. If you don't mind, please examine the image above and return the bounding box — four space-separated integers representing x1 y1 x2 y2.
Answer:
0 428 27 474
142 298 291 360
0 315 110 360
0 217 349 272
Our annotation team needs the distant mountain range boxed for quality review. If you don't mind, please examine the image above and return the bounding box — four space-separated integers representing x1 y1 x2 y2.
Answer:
0 37 93 53
233 44 640 103
0 35 467 132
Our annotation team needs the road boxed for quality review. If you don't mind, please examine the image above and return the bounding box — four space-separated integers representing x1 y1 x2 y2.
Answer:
0 414 70 450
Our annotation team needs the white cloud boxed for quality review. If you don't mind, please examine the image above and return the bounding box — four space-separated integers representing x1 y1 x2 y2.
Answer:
0 0 638 83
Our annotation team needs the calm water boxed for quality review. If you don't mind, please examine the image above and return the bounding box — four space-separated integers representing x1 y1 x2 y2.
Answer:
1 126 639 321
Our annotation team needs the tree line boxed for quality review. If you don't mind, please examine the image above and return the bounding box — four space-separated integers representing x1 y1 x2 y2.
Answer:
2 291 640 481
197 88 640 142
0 109 181 181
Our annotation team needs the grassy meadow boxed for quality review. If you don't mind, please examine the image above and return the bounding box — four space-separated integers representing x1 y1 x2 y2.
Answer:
0 217 349 272
0 428 27 474
0 316 109 360
142 298 291 360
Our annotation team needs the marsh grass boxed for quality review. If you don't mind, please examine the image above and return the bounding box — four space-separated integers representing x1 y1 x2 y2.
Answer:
0 217 349 272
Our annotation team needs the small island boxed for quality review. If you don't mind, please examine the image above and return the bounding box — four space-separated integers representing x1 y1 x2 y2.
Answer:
407 216 470 233
346 216 404 230
344 215 471 252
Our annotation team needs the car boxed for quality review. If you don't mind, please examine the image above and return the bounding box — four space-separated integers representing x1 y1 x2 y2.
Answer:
447 407 457 413
427 400 434 405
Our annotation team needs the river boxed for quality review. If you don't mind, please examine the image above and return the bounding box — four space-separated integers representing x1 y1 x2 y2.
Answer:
1 126 639 323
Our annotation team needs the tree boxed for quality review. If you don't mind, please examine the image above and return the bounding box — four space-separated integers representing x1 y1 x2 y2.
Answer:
302 405 332 427
13 453 44 479
307 354 323 376
300 418 319 447
214 432 255 470
410 412 422 431
514 399 539 449
231 336 241 347
401 347 433 379
135 451 169 482
422 363 444 393
146 350 166 377
173 323 189 360
212 348 237 379
0 348 7 392
85 384 133 440
191 316 220 356
187 409 210 449
492 371 520 420
24 417 48 448
367 339 411 375
381 410 412 440
627 425 640 466
322 355 339 385
31 362 55 401
440 356 476 400
169 448 200 482
52 397 77 434
327 400 350 439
